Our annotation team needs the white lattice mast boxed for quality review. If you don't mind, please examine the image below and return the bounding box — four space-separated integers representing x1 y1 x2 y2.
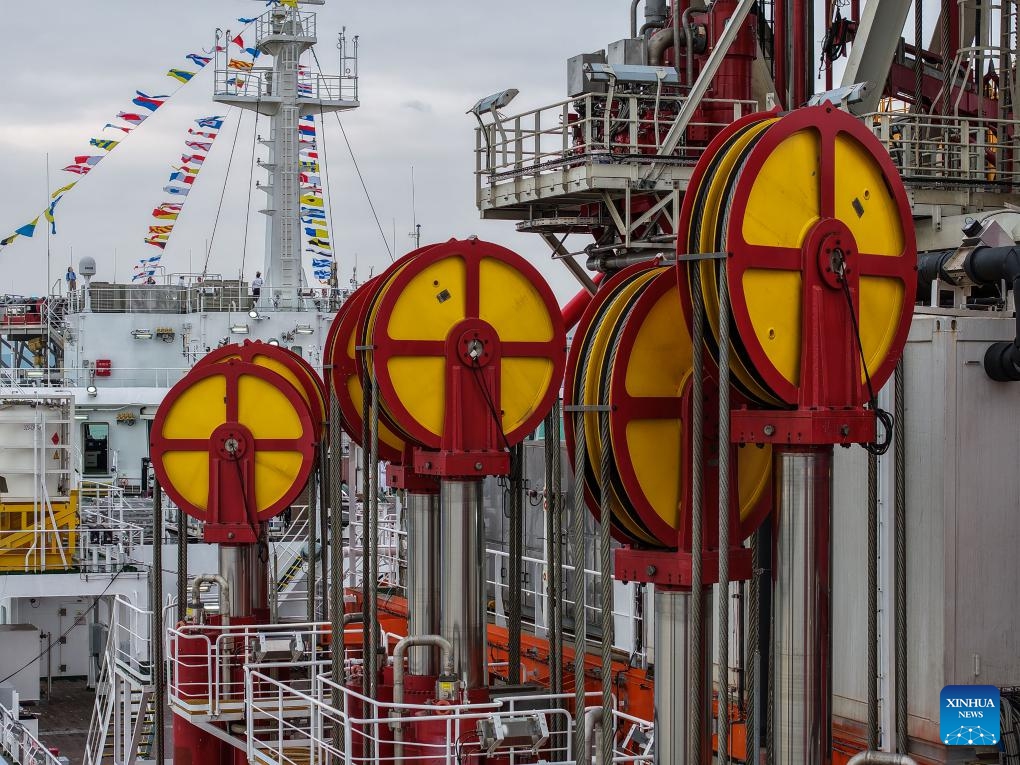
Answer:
214 0 358 309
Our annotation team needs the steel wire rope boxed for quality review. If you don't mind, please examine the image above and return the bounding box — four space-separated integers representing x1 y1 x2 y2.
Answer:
550 398 564 699
176 504 188 622
688 257 707 765
597 310 634 765
359 360 373 698
570 406 588 765
202 108 245 276
152 482 166 765
894 359 907 753
746 531 760 760
239 98 261 279
717 259 732 765
310 48 392 263
508 440 524 687
867 449 879 749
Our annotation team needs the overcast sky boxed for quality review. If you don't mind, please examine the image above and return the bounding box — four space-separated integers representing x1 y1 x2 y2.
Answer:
0 0 628 305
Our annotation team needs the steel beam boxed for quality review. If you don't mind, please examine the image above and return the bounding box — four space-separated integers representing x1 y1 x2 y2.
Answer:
841 0 913 114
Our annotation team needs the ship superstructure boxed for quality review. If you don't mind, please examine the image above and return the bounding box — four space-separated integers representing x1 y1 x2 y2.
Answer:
0 2 1018 765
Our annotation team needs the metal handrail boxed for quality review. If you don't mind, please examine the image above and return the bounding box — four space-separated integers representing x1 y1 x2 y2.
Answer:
0 698 65 765
475 92 757 182
865 111 1020 189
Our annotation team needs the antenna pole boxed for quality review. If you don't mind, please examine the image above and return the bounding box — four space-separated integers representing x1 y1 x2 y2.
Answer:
45 154 52 296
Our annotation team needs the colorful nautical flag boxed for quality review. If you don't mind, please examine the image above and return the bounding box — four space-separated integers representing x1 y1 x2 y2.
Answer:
185 141 212 152
181 154 206 166
117 112 148 125
153 209 179 220
90 138 119 151
186 54 212 67
304 227 330 238
62 164 93 176
167 68 196 83
227 59 253 71
301 195 323 207
164 185 190 196
168 171 196 185
104 124 134 133
132 92 168 112
299 124 316 136
51 181 77 198
15 218 40 238
144 239 167 250
196 116 226 130
238 17 257 23
44 196 63 235
0 233 19 247
231 33 245 49
188 129 218 139
149 225 174 235
308 238 331 250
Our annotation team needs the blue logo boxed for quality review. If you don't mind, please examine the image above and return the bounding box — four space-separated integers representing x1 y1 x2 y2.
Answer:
940 685 1000 746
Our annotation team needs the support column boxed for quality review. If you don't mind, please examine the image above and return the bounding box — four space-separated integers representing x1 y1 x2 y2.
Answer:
218 545 266 619
772 448 833 765
439 480 486 693
654 589 713 765
407 492 441 675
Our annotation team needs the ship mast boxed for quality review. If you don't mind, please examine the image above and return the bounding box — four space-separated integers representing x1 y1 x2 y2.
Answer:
214 0 358 309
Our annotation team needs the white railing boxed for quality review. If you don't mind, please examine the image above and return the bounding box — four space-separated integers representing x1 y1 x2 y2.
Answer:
866 111 1020 189
0 700 67 765
487 548 645 659
246 670 589 765
0 508 141 575
111 595 153 684
612 708 655 763
79 479 126 519
168 621 344 718
345 504 405 600
474 92 757 188
77 507 144 574
64 282 336 316
254 8 317 43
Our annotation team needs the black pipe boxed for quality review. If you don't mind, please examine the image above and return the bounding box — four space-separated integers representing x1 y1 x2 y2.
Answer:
917 246 1020 380
964 245 1020 285
916 249 956 288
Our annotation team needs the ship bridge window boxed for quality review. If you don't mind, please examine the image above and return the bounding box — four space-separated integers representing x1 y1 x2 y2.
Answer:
82 423 110 476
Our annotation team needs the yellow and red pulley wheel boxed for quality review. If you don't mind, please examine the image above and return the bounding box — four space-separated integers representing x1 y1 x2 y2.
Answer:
324 273 403 459
323 274 410 464
199 340 326 437
608 267 772 547
151 361 317 529
565 264 772 549
679 105 917 405
323 245 439 462
564 264 664 547
368 238 566 450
